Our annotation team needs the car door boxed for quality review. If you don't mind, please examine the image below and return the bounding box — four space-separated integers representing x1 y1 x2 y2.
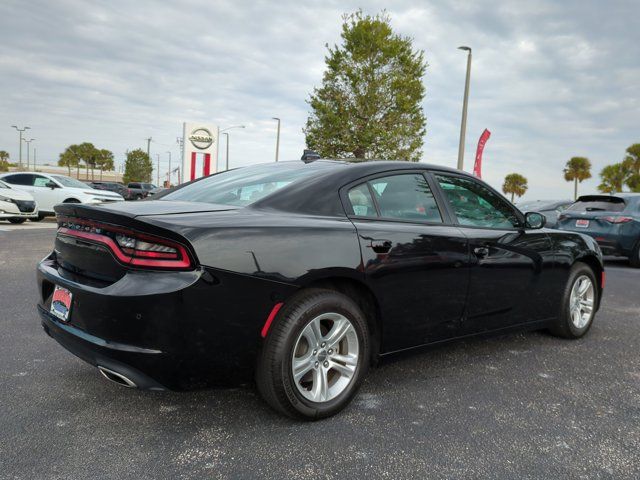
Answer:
31 175 65 212
432 172 555 334
342 171 470 352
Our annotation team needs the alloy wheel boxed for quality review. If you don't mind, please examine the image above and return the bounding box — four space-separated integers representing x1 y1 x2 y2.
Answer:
291 312 359 403
569 275 595 329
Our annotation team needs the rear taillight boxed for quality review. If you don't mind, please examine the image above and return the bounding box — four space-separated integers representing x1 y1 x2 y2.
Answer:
602 216 633 224
56 216 193 270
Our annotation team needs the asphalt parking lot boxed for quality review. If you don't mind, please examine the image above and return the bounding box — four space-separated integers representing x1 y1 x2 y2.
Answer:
1 225 639 480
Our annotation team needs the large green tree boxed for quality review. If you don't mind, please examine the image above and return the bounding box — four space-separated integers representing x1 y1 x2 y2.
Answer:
563 157 592 199
123 149 153 184
304 10 427 161
502 173 528 202
59 143 114 179
623 143 640 192
598 163 630 194
0 150 9 172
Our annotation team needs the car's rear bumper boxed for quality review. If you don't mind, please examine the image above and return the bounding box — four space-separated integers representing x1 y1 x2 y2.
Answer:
39 305 168 390
559 228 634 257
36 252 297 389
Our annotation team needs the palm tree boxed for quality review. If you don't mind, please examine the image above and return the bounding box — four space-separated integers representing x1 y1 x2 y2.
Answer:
623 143 640 192
0 150 9 172
502 173 528 202
598 163 630 194
563 157 592 199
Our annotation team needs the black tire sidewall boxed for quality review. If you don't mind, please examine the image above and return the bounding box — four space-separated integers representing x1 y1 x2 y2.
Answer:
559 264 598 338
260 289 370 419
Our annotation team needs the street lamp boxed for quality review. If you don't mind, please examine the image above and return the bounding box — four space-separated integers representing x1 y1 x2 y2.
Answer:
272 118 281 162
457 46 472 171
11 125 30 167
219 125 245 170
23 138 35 170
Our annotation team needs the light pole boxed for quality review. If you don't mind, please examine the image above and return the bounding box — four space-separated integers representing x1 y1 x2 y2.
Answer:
11 125 30 167
457 46 472 171
156 154 160 186
23 138 35 169
166 151 172 187
33 148 37 171
222 133 230 170
272 117 280 162
219 125 245 171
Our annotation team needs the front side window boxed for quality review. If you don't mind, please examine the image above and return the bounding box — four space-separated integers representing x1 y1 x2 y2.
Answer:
33 175 51 187
347 173 443 223
436 174 520 229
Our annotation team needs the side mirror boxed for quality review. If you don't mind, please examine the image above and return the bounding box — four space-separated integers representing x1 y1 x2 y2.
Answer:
525 211 546 229
45 181 58 189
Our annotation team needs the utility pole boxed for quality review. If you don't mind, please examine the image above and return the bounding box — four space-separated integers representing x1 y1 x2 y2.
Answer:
457 46 472 171
33 148 37 171
11 125 30 167
156 154 160 186
166 151 172 187
23 138 35 169
272 118 281 162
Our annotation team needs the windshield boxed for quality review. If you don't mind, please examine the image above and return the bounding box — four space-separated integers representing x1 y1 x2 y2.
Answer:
162 162 331 206
567 197 626 212
51 175 92 189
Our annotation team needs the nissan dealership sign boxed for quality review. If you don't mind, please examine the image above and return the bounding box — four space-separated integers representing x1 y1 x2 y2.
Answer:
182 122 219 182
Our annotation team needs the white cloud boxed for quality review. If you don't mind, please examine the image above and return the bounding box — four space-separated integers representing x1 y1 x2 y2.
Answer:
0 0 638 199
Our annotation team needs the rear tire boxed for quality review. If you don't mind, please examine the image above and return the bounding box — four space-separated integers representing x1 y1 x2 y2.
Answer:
256 288 370 420
29 215 45 222
8 218 26 224
630 241 640 268
549 263 598 339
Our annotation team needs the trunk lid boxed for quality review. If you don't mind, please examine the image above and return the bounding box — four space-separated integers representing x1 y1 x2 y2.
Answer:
52 200 221 284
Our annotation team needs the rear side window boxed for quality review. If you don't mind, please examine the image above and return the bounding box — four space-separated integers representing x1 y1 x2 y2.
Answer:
567 197 626 212
129 183 141 189
347 173 443 223
3 173 34 185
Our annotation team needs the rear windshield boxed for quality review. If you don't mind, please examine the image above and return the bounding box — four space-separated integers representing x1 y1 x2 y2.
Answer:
567 197 626 212
161 162 331 206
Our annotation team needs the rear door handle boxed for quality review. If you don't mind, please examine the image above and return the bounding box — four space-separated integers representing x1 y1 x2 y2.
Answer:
370 240 392 254
473 246 490 258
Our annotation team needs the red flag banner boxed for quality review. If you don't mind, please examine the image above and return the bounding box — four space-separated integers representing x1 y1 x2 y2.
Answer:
473 129 491 178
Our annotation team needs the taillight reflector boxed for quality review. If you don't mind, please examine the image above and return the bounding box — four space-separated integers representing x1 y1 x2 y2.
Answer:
261 303 284 338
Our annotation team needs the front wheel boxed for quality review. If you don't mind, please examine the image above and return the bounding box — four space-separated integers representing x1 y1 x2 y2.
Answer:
8 218 26 224
256 288 370 420
549 263 598 339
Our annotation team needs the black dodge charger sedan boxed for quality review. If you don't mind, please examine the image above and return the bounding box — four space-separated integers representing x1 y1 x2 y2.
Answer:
37 160 604 419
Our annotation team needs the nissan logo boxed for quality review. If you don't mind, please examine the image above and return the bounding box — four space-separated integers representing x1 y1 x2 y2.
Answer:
189 128 214 150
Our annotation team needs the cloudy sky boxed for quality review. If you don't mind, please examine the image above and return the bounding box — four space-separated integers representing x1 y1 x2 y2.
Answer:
1 0 638 199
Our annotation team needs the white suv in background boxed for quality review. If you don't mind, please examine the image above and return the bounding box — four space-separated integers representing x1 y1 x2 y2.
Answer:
0 179 39 223
0 172 124 219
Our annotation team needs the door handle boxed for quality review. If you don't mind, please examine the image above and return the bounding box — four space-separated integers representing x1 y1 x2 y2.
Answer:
370 240 392 254
473 246 490 258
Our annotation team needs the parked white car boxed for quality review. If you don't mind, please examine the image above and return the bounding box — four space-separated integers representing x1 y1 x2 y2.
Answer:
0 172 124 219
0 179 39 223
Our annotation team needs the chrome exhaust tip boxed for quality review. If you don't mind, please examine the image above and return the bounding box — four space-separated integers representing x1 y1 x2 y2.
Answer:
98 366 137 388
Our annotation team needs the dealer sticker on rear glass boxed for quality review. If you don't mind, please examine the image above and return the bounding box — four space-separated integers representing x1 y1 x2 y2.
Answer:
576 219 590 228
50 285 73 322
